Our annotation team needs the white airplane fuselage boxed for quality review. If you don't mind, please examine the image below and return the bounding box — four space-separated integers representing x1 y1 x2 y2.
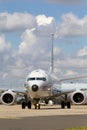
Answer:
25 69 53 99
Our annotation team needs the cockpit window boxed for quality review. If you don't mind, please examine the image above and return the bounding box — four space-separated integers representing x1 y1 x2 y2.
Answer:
27 77 35 81
36 77 46 81
27 77 46 81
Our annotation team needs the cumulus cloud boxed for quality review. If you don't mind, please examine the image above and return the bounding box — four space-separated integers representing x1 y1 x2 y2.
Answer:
19 28 37 55
1 12 87 87
19 14 56 55
0 13 57 87
0 34 11 52
77 46 87 57
64 70 78 77
18 28 53 72
36 15 56 35
56 13 87 38
1 12 87 38
0 34 12 71
0 12 36 33
36 15 54 26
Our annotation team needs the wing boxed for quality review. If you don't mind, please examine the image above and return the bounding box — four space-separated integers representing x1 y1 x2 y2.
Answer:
58 76 87 82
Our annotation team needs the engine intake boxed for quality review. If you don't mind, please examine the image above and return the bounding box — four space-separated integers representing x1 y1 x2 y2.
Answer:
1 90 17 105
70 90 87 105
2 93 13 104
73 92 84 103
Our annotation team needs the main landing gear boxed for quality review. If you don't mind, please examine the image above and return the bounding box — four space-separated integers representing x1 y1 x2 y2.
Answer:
22 94 32 109
22 100 32 109
21 96 41 109
61 94 71 109
61 101 71 109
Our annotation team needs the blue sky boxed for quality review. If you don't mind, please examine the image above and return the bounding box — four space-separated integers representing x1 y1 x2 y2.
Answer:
0 0 87 88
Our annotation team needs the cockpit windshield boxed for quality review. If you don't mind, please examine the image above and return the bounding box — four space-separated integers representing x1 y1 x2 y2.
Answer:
27 78 35 81
27 77 46 81
36 77 46 81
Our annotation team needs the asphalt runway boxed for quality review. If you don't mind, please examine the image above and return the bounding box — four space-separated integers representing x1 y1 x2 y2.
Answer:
0 105 87 130
0 115 87 130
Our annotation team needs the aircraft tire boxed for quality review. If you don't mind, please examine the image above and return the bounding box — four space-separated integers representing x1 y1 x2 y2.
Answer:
67 101 71 109
22 101 26 109
35 104 40 109
27 101 31 109
35 105 37 109
38 104 40 109
61 101 65 109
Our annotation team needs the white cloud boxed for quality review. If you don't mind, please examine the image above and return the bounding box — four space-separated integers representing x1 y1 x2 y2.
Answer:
77 46 87 57
0 34 11 53
1 12 87 38
18 28 52 72
54 55 87 79
2 72 8 79
1 12 87 87
0 12 36 32
64 70 78 77
54 47 61 56
19 28 37 55
0 14 56 87
19 14 56 55
36 15 56 36
36 15 54 26
56 13 87 38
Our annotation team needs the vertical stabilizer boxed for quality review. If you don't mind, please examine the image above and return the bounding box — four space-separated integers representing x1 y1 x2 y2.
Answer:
50 34 54 74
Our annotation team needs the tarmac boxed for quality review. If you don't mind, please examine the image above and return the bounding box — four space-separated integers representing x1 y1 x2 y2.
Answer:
0 105 87 130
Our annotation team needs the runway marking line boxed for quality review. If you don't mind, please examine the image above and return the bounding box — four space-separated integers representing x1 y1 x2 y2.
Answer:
0 117 21 119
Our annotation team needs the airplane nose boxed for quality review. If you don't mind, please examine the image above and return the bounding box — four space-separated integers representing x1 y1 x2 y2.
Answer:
32 84 38 92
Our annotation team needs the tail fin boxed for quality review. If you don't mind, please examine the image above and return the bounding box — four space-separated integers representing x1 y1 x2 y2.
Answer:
50 34 54 74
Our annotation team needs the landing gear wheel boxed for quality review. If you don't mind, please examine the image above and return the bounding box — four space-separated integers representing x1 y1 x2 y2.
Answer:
35 105 37 109
38 104 40 109
61 101 71 109
61 101 65 109
22 101 26 109
66 102 71 109
35 104 40 109
27 101 31 109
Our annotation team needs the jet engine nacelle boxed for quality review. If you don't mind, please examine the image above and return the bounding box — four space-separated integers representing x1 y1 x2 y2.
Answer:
68 90 87 105
1 90 17 105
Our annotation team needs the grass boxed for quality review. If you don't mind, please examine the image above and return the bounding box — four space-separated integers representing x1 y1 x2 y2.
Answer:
66 126 87 130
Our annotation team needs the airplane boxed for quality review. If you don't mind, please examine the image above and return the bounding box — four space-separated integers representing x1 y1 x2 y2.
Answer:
0 69 75 109
0 34 87 109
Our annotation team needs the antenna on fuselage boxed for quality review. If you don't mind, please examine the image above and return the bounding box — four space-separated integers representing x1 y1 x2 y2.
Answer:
50 33 54 74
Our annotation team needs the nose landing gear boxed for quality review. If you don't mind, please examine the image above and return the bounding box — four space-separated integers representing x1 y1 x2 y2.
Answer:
35 103 40 109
